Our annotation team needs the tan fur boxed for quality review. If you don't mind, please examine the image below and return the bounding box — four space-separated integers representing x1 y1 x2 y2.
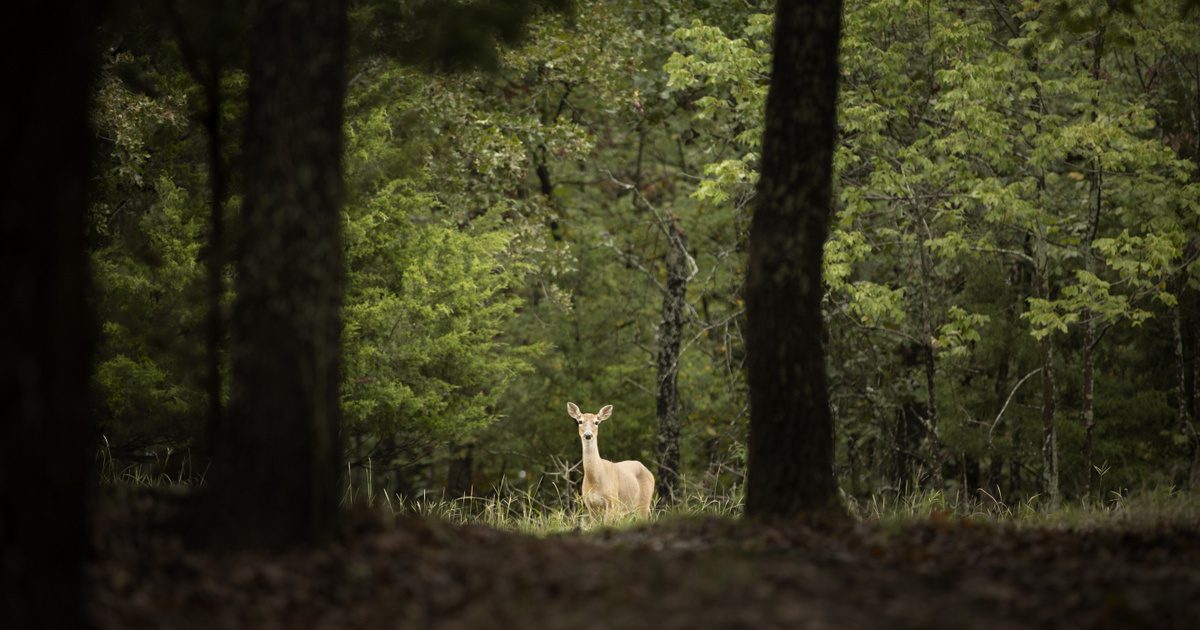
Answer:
568 402 655 523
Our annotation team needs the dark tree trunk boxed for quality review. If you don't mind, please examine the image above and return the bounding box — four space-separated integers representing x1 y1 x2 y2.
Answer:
913 211 943 484
988 331 1011 497
209 0 348 549
202 77 227 465
1036 269 1059 506
0 3 97 627
744 0 843 518
1009 420 1023 497
1193 288 1200 489
962 454 981 501
446 441 475 498
164 0 231 468
1082 27 1103 498
655 220 688 504
892 401 924 492
1174 283 1198 488
1081 298 1096 496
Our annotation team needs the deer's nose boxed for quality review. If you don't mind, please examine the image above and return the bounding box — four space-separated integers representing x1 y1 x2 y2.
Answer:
583 432 593 440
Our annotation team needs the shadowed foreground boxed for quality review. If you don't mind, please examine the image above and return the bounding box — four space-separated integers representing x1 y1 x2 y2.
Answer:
90 501 1200 629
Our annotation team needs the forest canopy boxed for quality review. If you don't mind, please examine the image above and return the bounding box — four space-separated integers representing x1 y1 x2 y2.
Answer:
88 0 1200 506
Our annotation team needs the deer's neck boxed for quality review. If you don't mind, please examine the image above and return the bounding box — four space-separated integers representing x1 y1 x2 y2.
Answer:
581 438 605 484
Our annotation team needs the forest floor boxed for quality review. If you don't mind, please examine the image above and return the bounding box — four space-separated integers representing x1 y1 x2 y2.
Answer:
88 497 1200 629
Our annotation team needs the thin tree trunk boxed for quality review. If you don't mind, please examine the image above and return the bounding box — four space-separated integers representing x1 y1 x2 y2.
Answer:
0 2 97 627
745 0 843 518
655 219 688 504
209 0 348 549
914 210 942 486
1036 263 1059 506
989 331 1011 497
446 441 475 498
1082 26 1103 498
1193 288 1200 489
1174 282 1197 488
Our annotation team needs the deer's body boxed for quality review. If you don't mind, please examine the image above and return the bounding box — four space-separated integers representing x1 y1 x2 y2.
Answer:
569 403 654 523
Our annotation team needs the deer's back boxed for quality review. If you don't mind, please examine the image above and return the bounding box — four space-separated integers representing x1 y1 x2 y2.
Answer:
614 460 652 507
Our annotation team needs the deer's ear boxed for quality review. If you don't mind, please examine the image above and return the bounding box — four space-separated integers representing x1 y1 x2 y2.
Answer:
567 402 582 419
597 405 613 422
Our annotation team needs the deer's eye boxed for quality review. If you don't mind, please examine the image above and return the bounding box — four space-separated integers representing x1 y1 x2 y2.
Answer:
577 420 582 425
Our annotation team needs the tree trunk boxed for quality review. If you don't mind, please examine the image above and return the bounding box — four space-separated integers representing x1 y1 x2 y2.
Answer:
655 219 688 504
203 66 227 465
892 401 924 492
1174 284 1197 488
744 0 843 518
209 0 348 549
914 211 943 485
1081 295 1096 496
1036 266 1059 506
446 441 475 498
0 3 97 627
988 331 1011 498
1081 26 1103 498
1193 288 1200 489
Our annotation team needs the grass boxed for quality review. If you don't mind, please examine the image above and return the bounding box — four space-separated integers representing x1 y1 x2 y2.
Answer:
96 435 205 491
343 463 744 535
96 440 1199 535
845 485 1200 529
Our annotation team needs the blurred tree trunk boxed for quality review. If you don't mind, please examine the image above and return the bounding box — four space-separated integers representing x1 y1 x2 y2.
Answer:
1036 263 1059 507
988 330 1010 497
892 401 924 492
913 207 943 485
1081 26 1103 498
0 2 97 628
163 0 234 465
1193 288 1200 489
744 0 843 518
446 440 475 497
1175 282 1198 489
209 0 348 549
655 219 688 505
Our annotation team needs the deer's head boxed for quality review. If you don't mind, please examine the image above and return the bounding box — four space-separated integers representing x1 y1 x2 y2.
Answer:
567 402 612 443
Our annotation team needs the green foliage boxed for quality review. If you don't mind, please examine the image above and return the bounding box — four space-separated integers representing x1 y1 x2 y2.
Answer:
90 0 1200 506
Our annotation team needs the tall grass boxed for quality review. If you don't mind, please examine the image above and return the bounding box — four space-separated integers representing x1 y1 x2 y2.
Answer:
343 465 744 535
96 435 205 490
845 485 1200 528
96 441 1198 533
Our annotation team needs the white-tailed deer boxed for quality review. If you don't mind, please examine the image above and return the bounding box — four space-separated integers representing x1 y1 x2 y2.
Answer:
567 402 654 523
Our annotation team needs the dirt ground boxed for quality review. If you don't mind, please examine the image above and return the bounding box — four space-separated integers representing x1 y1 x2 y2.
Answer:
88 500 1200 629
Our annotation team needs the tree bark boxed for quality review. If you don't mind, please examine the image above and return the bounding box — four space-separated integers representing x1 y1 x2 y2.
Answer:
1081 26 1103 498
1193 288 1200 489
209 0 348 549
744 0 843 518
655 219 688 504
1174 282 1198 489
0 2 97 627
914 209 943 485
988 326 1011 497
1036 265 1059 506
446 440 475 498
202 71 227 465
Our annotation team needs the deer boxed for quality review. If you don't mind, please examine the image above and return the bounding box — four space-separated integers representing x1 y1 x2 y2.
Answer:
567 402 655 524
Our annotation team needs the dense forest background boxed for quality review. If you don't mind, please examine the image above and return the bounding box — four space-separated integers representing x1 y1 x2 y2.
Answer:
90 0 1199 507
